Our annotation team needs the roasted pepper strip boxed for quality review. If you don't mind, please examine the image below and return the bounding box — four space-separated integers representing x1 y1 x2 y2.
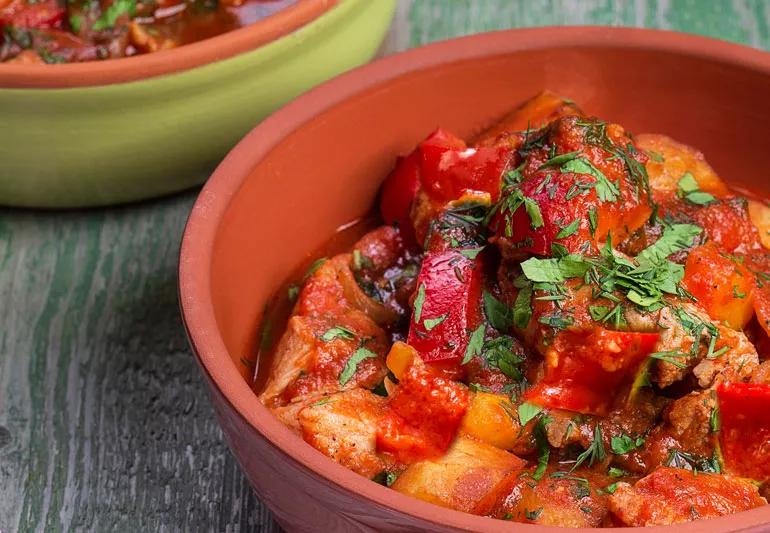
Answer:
406 249 485 364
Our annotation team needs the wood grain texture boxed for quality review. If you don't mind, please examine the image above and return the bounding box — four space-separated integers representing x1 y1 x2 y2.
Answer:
1 1 768 531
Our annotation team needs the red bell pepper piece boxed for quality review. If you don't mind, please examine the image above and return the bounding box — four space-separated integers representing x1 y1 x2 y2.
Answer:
525 327 659 415
380 150 421 247
380 129 512 246
1 0 65 29
376 358 470 463
419 131 510 204
717 382 770 480
406 249 484 364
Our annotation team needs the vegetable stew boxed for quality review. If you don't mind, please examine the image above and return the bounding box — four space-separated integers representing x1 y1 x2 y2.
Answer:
0 0 294 63
256 91 770 527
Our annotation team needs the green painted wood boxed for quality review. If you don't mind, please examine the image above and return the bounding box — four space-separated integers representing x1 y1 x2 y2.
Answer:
1 1 768 531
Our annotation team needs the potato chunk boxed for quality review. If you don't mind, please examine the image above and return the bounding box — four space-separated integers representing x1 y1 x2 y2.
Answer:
298 389 388 479
635 134 729 200
390 436 525 513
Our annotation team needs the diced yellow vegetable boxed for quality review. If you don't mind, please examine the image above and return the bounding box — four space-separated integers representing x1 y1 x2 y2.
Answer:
460 392 521 449
635 134 729 198
385 341 417 380
391 435 525 513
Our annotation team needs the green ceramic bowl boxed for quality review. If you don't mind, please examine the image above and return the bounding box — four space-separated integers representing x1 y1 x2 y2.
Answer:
0 0 395 208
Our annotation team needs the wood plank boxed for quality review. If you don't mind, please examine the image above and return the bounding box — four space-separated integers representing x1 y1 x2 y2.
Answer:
1 0 767 531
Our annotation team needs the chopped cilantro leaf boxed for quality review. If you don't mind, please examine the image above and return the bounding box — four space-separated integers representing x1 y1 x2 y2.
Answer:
423 313 448 331
413 283 426 323
483 291 513 331
338 348 378 386
320 326 356 342
462 324 485 364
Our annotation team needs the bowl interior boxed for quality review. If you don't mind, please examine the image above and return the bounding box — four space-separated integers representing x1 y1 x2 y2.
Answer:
189 29 770 532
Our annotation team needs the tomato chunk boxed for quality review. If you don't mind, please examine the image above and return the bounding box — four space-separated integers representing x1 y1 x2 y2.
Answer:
717 382 770 480
525 327 659 415
406 249 484 364
376 359 470 463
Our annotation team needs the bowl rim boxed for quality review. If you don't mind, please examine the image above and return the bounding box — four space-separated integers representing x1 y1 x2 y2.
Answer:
179 26 770 532
0 0 335 89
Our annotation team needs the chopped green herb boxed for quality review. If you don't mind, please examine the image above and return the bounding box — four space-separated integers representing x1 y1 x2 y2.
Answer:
665 448 721 473
648 150 665 163
518 402 543 426
525 507 543 521
512 282 533 329
562 158 619 202
677 172 716 206
539 150 581 168
338 348 378 386
608 467 626 478
520 254 591 282
588 208 598 237
572 426 606 470
532 416 552 481
69 14 83 33
423 313 448 331
413 283 426 323
483 291 513 331
462 324 485 364
459 247 484 259
556 219 580 239
311 397 337 407
610 433 645 454
373 471 398 487
287 284 300 301
320 326 356 342
604 482 619 494
303 257 328 281
93 0 136 30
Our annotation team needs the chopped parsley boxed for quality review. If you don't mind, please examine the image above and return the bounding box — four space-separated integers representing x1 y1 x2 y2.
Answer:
518 402 543 426
338 348 378 386
556 219 580 239
93 0 136 30
302 257 328 281
677 172 716 206
610 433 645 454
462 324 485 364
665 448 721 473
320 326 356 342
562 157 620 202
413 283 426 323
423 313 448 331
483 291 513 331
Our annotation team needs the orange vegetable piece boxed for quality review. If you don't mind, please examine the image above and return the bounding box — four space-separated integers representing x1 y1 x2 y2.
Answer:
474 90 583 145
635 133 729 201
682 243 754 330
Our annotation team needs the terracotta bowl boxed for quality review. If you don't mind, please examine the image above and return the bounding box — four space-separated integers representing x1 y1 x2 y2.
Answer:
179 27 770 532
0 0 395 207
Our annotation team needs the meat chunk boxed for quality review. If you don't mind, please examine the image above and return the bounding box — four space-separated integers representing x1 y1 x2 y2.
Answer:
298 389 388 479
486 466 612 527
626 304 758 389
390 436 525 514
608 467 766 526
259 310 388 407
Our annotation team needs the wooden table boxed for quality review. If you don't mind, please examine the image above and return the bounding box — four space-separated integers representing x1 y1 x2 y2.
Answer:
2 1 768 531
